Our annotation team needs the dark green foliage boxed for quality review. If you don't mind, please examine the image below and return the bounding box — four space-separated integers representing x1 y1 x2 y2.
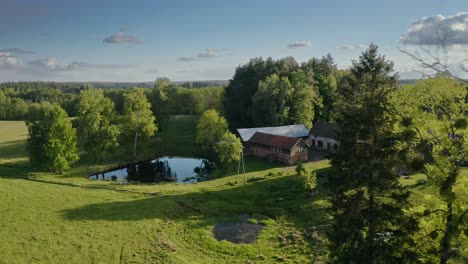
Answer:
76 88 120 161
301 54 341 122
196 110 228 159
328 44 419 263
148 77 225 130
25 102 79 173
251 70 318 128
393 77 468 263
224 57 298 128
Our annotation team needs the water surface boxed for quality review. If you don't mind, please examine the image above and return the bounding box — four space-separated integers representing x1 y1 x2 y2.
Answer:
89 156 205 183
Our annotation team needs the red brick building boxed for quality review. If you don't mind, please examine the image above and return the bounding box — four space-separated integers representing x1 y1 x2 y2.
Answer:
247 132 309 165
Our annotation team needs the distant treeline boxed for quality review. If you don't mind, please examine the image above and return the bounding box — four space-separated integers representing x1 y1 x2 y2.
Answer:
0 80 224 123
0 80 228 90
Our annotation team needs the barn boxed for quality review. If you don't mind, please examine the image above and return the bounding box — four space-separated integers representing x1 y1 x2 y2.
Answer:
247 132 309 165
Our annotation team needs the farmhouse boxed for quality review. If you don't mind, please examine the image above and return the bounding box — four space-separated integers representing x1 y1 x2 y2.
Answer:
309 120 340 151
247 132 309 165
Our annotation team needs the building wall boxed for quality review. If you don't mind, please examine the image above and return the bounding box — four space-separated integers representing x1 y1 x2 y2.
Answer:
309 136 338 151
250 143 308 165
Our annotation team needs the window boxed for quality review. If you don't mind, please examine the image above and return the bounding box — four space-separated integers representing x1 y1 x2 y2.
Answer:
317 141 323 148
333 144 338 150
327 142 331 150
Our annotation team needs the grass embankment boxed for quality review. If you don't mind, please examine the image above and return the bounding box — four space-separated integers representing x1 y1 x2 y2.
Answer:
0 117 331 263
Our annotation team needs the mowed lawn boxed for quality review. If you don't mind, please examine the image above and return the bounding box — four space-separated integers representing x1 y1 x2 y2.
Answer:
0 118 332 263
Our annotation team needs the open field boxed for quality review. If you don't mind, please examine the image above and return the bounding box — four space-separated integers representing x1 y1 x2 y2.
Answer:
0 119 331 263
0 118 466 263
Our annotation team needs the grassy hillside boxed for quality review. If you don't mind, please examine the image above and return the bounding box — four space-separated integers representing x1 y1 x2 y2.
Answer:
0 119 333 263
0 118 466 263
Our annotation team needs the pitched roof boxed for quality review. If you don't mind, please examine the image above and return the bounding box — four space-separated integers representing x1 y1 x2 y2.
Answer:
309 120 340 139
237 124 309 142
248 132 308 150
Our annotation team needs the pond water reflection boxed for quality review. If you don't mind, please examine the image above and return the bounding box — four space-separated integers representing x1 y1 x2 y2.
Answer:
89 156 207 184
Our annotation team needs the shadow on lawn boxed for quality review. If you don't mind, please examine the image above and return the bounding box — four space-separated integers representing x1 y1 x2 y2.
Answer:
0 140 28 163
62 169 332 226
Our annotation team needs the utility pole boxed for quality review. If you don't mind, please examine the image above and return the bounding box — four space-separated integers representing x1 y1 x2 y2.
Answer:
133 131 138 159
242 151 246 184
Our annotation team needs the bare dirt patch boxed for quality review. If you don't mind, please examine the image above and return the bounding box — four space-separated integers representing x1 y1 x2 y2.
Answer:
212 214 264 244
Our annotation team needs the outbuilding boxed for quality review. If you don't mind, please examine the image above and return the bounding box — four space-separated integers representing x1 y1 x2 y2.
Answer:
309 120 340 151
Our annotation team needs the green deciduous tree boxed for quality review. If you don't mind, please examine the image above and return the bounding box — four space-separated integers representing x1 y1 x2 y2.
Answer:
251 70 319 128
301 53 339 121
76 88 120 161
26 102 79 173
251 74 293 126
196 109 228 159
224 57 299 129
214 131 243 168
328 44 419 263
123 88 157 158
393 77 468 263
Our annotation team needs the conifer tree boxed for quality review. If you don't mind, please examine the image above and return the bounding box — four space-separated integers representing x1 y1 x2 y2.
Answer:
328 44 419 263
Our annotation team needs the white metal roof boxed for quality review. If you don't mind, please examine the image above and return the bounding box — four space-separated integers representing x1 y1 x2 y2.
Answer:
237 124 309 142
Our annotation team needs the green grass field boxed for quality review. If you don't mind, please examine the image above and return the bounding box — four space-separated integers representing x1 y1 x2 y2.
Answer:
0 118 466 263
0 118 332 263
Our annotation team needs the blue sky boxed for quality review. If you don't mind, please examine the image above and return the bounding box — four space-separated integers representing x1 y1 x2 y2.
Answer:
1 0 467 82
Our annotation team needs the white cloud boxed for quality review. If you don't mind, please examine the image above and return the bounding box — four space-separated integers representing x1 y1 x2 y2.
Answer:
0 51 23 70
103 30 140 44
0 48 34 54
176 56 197 62
340 44 367 50
0 54 21 70
401 13 468 45
177 48 229 62
287 41 311 49
29 57 63 71
27 58 135 72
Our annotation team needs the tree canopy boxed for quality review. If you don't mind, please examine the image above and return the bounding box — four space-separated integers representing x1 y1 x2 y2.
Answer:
393 77 468 263
123 88 157 138
214 131 243 167
196 109 228 159
26 102 79 173
76 88 120 161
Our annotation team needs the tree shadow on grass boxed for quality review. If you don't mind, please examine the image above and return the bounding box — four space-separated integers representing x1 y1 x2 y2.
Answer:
62 167 333 257
62 169 331 226
0 140 28 165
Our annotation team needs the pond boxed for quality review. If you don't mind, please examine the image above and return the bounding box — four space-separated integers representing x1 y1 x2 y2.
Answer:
89 156 208 184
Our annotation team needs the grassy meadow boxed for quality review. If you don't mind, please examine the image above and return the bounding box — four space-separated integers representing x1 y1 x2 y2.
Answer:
0 117 466 263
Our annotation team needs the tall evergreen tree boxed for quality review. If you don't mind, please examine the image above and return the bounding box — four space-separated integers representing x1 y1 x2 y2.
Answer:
328 45 419 263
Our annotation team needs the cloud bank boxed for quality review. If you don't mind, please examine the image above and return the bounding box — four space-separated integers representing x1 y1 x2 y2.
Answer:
401 13 468 45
